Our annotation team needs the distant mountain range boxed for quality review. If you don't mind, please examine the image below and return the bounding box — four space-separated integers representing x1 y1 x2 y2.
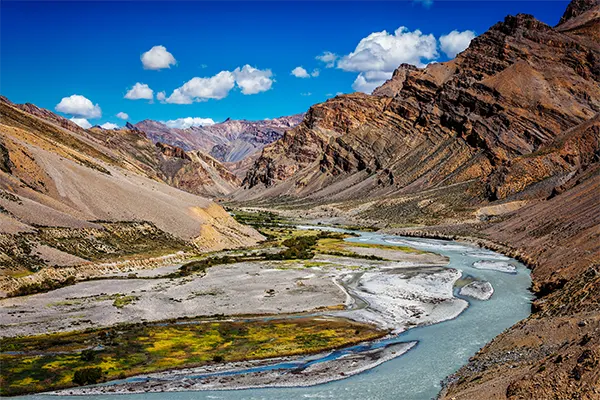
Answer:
135 114 304 165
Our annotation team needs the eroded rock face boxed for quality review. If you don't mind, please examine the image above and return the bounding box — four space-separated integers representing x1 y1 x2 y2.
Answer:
155 142 191 161
241 2 599 206
558 0 599 25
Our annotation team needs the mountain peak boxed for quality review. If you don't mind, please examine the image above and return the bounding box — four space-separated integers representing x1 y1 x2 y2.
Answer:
558 0 599 25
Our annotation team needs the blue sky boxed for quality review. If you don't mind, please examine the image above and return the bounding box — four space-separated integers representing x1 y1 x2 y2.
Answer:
1 1 568 128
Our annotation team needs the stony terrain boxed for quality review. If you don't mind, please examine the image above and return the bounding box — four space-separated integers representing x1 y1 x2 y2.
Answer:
86 126 240 197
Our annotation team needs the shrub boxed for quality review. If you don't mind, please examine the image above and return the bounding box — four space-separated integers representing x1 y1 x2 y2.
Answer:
73 367 103 385
80 349 96 362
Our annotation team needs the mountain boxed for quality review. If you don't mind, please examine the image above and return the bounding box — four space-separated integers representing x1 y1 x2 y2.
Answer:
234 0 600 397
0 97 262 290
87 127 240 197
135 114 304 166
241 8 599 205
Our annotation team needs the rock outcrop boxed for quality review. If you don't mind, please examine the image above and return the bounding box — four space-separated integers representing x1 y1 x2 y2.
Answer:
239 2 599 207
85 126 240 197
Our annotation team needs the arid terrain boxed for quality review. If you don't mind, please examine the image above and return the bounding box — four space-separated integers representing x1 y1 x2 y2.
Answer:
0 0 598 398
226 0 600 398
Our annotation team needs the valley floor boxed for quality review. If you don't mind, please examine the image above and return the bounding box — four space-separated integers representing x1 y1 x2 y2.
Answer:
1 226 459 396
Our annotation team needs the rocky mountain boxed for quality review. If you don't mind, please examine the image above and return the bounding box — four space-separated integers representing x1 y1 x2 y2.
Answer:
241 6 599 204
0 96 261 291
135 114 303 167
234 0 600 397
87 127 240 198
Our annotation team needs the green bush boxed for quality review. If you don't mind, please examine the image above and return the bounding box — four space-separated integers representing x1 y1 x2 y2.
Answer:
73 367 103 385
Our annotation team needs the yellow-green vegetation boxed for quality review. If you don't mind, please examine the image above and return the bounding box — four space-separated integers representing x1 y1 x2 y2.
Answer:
171 230 353 277
112 294 138 308
317 239 423 255
47 293 140 309
0 317 386 396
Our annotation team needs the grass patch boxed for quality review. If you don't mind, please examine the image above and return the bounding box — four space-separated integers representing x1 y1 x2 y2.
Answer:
0 317 386 396
112 294 138 309
170 230 350 277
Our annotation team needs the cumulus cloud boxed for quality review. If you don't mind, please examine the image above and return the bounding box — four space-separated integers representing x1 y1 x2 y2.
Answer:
337 27 438 93
55 95 101 118
316 51 338 68
338 27 438 72
352 71 394 93
100 122 120 130
439 30 476 58
156 91 166 102
291 66 310 78
116 112 129 120
233 65 273 95
300 92 312 96
141 45 176 70
292 66 319 79
125 83 154 101
165 65 273 103
162 117 216 129
166 71 235 104
70 117 92 129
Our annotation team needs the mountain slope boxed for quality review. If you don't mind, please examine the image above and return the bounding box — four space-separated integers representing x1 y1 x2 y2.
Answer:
87 126 240 197
239 4 599 207
0 97 262 286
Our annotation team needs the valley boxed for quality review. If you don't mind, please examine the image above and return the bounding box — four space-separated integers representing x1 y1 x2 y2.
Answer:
0 0 598 398
0 221 531 398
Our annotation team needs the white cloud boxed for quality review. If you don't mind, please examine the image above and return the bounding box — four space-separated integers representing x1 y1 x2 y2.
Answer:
292 66 319 79
316 51 338 68
439 30 476 58
116 112 129 120
337 27 438 93
338 27 438 72
352 71 394 93
100 122 120 130
301 92 312 96
156 91 166 102
56 95 101 118
141 45 176 70
165 65 273 103
70 117 92 129
166 71 235 104
125 83 154 101
162 117 216 129
233 65 273 95
291 66 310 78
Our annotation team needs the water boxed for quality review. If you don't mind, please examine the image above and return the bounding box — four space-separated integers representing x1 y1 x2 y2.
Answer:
16 230 532 400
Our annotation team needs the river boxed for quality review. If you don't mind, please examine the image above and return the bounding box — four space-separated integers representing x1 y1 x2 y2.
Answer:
16 229 532 400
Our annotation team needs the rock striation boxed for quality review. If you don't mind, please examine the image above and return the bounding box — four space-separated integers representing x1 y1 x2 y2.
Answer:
135 114 303 167
239 1 599 207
